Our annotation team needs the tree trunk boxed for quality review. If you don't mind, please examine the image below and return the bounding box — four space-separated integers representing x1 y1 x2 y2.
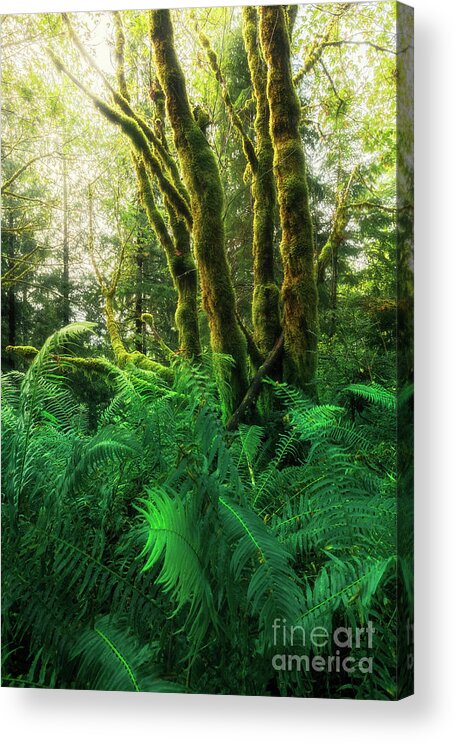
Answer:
242 7 281 365
149 9 249 418
62 148 70 325
259 5 318 396
134 155 201 358
135 238 145 353
329 242 339 338
6 214 17 353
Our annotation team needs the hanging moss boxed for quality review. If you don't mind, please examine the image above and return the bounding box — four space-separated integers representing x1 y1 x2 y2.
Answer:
259 6 318 396
150 9 249 418
242 7 281 363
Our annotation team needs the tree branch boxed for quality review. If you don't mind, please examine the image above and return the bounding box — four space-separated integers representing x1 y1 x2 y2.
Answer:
226 332 284 431
193 14 258 171
1 152 56 194
293 3 351 86
48 47 192 228
64 11 190 208
317 164 359 283
321 39 411 56
342 200 409 213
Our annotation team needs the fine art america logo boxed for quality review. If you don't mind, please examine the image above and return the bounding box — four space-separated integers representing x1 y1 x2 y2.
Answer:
271 618 375 675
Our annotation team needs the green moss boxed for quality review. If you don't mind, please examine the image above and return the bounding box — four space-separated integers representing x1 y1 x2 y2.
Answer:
317 166 359 284
134 154 201 357
252 284 281 366
193 105 210 133
5 344 39 358
259 6 318 395
5 345 133 381
112 12 130 102
48 49 192 230
104 293 173 382
242 7 281 359
150 9 249 418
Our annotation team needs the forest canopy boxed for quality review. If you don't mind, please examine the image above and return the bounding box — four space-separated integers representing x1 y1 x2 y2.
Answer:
1 3 413 699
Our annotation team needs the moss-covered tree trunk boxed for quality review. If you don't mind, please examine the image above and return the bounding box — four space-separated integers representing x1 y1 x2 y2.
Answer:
149 9 249 417
242 7 281 363
61 148 70 325
134 234 145 354
259 5 318 395
133 155 200 358
317 165 358 285
112 13 200 359
5 216 16 351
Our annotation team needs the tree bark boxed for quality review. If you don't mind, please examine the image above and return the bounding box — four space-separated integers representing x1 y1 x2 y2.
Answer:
150 9 249 418
226 333 284 432
6 213 17 352
134 237 145 354
259 6 318 396
242 7 281 364
61 148 70 325
133 154 201 358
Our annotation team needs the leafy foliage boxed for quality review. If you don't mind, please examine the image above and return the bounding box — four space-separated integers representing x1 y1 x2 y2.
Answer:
2 326 401 698
1 2 411 701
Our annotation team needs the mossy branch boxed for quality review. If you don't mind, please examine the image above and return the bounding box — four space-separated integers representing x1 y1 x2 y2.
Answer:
317 164 359 283
5 344 173 383
2 244 44 286
193 14 258 172
293 3 352 86
109 11 189 205
259 5 318 393
133 154 201 357
5 345 117 377
111 11 130 102
342 201 406 214
132 154 175 265
1 152 56 195
226 332 284 431
102 296 173 381
48 47 192 228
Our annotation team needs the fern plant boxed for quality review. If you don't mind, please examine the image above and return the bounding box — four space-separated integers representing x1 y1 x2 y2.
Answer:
2 325 402 699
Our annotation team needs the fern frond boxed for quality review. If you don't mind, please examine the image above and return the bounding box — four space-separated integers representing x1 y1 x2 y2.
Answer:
219 495 303 650
71 616 182 692
138 488 217 646
345 383 396 411
298 556 395 638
